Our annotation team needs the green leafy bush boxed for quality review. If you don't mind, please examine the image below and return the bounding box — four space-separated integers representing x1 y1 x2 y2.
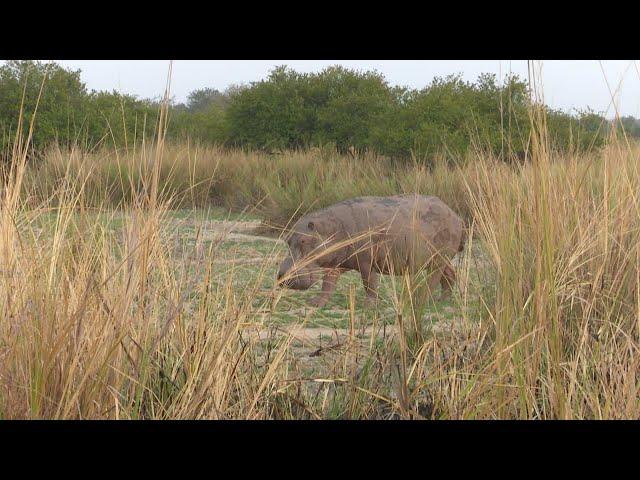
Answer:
0 61 632 163
0 60 159 156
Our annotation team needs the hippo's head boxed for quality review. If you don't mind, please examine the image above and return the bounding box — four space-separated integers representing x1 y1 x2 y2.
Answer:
277 220 323 290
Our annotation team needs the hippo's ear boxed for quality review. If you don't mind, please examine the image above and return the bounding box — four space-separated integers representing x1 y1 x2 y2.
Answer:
307 221 315 231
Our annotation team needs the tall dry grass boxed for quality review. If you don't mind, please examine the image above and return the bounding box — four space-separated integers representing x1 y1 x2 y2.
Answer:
2 86 640 418
462 133 640 418
23 142 477 228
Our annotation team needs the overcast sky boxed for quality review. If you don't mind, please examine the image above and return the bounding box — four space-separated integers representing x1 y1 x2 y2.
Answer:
6 60 640 118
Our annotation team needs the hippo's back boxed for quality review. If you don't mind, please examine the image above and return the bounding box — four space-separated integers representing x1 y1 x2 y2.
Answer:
300 194 464 274
324 194 457 231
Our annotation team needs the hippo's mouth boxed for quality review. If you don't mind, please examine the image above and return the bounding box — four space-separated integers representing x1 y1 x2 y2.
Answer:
280 280 309 291
277 274 314 290
277 268 317 290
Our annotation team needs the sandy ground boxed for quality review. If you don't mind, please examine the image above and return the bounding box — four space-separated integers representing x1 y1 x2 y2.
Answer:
241 315 476 361
173 218 280 242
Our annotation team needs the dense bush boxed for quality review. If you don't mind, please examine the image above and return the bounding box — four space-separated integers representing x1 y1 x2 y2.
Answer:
168 87 230 144
0 60 159 154
170 66 624 161
0 60 86 151
1 60 636 163
369 73 532 159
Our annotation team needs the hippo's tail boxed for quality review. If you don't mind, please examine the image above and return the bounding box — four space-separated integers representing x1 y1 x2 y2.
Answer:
458 226 467 253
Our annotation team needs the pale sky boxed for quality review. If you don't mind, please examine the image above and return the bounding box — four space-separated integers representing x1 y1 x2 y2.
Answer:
4 60 640 118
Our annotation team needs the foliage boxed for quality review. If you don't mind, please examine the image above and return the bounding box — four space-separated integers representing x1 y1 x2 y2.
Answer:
0 60 159 155
190 66 618 161
0 61 634 163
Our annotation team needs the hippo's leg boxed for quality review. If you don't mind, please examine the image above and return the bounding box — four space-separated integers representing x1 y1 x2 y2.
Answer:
425 269 444 300
308 268 343 308
361 268 380 307
439 264 456 299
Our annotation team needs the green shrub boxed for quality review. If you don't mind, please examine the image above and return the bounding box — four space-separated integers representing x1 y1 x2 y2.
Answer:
0 61 628 163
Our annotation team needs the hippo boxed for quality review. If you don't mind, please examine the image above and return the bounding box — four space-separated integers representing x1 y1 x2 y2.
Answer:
276 194 466 307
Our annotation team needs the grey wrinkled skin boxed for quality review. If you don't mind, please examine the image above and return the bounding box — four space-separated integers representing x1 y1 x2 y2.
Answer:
277 194 466 308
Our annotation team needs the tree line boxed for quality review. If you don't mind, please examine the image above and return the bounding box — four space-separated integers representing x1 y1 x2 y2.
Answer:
2 60 639 162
